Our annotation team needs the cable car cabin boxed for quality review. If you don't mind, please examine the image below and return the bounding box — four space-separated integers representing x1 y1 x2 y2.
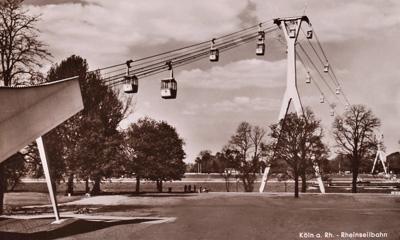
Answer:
330 110 335 117
320 95 325 103
335 87 341 95
324 63 330 73
161 78 177 99
306 30 313 39
289 26 296 38
306 74 311 84
209 48 219 62
256 42 265 56
123 75 139 94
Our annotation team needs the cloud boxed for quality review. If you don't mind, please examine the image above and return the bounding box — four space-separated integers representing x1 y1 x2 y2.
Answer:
26 0 250 68
250 0 400 42
178 59 286 89
183 96 280 115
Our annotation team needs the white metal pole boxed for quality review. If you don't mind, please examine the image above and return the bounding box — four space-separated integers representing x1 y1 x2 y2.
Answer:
371 153 379 174
36 136 61 223
258 165 270 193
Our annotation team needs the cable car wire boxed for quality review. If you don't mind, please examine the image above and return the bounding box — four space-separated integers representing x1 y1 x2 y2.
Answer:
107 28 279 87
307 29 351 106
102 23 277 80
297 52 339 114
101 28 267 82
98 20 275 77
105 26 279 86
297 42 344 105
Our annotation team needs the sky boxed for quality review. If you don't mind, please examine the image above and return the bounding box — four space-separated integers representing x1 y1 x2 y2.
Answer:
24 0 400 162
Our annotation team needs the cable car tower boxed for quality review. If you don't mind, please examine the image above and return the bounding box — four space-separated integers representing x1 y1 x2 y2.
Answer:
371 134 388 175
259 16 325 194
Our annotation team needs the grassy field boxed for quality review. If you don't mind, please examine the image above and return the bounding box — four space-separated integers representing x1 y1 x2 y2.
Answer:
12 181 299 194
1 193 400 240
12 177 399 196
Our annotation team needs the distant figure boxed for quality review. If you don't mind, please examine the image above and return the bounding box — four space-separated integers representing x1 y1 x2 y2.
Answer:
193 185 197 193
184 185 187 193
199 186 203 193
188 185 192 192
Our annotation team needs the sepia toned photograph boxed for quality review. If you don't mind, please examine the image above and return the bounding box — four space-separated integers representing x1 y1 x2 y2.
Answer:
0 0 399 239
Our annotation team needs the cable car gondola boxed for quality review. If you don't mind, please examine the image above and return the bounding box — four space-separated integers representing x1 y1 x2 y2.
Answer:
256 42 265 56
306 30 313 39
209 38 219 62
256 24 265 56
324 63 330 73
306 71 311 84
289 22 296 38
335 87 341 95
320 95 325 103
123 60 139 94
123 75 139 94
256 25 266 56
161 61 177 99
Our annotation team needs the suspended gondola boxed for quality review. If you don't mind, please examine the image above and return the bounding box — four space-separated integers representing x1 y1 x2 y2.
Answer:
289 22 296 38
256 24 266 56
306 71 311 84
320 95 325 103
209 38 219 62
324 62 330 73
161 61 177 99
306 30 313 39
123 60 139 94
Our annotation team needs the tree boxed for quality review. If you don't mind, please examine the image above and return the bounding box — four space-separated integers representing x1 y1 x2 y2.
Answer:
387 152 400 174
0 0 51 86
125 117 186 193
195 150 214 173
215 149 239 192
1 152 27 191
27 55 126 196
332 105 380 193
0 0 51 214
226 122 267 192
61 57 125 195
269 109 327 198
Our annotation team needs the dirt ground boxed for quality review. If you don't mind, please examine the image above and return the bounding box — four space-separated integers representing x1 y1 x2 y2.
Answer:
1 193 399 240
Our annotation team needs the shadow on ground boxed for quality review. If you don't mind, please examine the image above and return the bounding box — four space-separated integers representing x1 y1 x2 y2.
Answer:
0 218 157 240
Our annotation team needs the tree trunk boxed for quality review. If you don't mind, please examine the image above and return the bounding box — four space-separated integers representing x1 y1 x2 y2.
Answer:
0 164 4 215
156 180 163 192
135 176 140 193
242 178 254 192
66 174 74 196
91 176 101 195
224 176 230 192
85 178 90 194
294 169 299 198
301 172 307 193
352 170 358 193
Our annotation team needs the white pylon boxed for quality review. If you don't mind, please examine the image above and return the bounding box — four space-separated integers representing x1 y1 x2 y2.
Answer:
371 134 388 174
259 16 325 194
36 137 61 223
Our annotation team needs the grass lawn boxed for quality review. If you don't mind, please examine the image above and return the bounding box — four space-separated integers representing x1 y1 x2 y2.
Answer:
1 193 399 240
